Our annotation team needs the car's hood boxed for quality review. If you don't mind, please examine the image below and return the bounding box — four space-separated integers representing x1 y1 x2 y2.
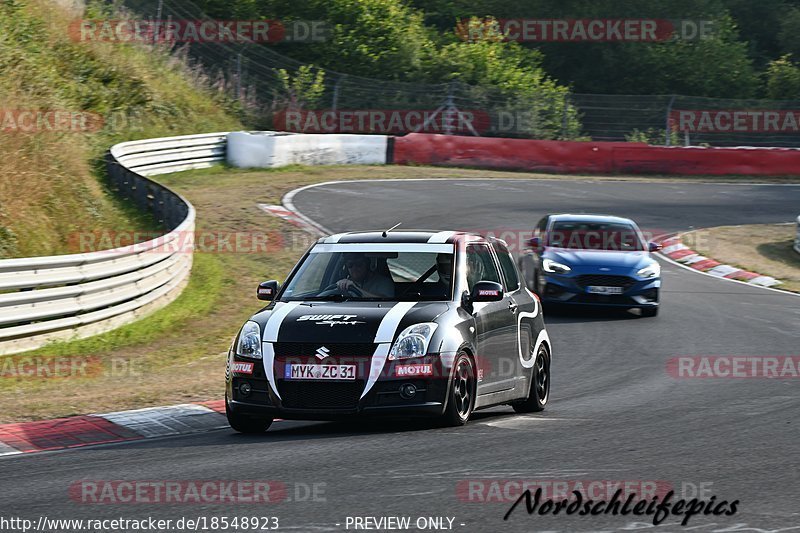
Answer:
545 248 651 269
251 301 450 344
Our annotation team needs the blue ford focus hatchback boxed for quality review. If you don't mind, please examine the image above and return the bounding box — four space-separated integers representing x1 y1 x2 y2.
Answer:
518 214 662 317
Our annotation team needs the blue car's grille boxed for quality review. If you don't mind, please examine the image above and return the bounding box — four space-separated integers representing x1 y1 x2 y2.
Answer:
576 275 636 289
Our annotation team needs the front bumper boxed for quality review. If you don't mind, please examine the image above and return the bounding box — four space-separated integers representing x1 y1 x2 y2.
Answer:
540 273 660 308
226 354 450 420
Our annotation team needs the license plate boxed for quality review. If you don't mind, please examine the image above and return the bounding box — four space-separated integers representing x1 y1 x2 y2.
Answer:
587 285 624 294
285 364 356 380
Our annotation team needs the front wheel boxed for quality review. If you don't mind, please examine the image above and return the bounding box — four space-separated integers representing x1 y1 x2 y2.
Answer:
511 343 550 413
440 352 476 427
226 394 273 433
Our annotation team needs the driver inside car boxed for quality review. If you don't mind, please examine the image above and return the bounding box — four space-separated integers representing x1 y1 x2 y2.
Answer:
420 253 453 298
335 253 395 298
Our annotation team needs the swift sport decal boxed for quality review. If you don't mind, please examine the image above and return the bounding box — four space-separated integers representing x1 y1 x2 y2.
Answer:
296 314 366 327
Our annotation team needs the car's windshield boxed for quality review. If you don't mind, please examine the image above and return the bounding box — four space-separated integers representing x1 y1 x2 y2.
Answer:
547 222 644 251
280 246 455 302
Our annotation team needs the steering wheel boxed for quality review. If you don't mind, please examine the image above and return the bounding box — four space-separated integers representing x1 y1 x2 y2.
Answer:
318 282 364 298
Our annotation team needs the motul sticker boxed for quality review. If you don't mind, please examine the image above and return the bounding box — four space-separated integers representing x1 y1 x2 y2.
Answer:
232 362 254 375
395 364 433 377
478 289 499 296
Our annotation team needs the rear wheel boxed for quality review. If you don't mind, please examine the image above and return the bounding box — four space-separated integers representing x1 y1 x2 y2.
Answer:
226 394 273 433
511 344 550 413
440 352 476 426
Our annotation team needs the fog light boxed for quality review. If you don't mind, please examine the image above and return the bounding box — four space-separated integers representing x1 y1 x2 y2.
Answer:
239 382 252 397
399 383 417 399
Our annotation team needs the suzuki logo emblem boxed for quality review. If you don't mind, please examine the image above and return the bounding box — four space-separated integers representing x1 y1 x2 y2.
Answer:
315 346 331 360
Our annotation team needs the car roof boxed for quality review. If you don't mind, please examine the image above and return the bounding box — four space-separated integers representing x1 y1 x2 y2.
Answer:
548 213 637 225
316 230 486 245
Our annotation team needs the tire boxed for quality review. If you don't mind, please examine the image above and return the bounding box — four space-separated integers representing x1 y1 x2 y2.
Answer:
226 394 273 433
641 306 659 317
512 343 550 413
440 352 476 427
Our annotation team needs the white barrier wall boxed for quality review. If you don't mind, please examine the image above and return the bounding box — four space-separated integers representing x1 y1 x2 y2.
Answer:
227 131 389 168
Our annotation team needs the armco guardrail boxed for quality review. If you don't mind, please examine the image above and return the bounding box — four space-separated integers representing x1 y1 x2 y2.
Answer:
0 132 230 356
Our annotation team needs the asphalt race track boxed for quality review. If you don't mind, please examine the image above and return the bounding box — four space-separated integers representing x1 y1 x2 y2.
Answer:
3 178 800 532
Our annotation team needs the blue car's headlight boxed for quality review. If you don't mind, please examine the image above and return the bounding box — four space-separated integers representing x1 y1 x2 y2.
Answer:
389 323 438 360
637 262 661 278
543 258 571 274
236 320 263 359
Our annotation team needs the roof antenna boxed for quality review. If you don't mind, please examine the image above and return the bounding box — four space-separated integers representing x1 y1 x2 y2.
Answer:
382 222 402 238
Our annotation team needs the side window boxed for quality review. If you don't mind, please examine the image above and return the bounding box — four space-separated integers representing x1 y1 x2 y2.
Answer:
494 242 520 291
535 217 548 235
466 244 501 289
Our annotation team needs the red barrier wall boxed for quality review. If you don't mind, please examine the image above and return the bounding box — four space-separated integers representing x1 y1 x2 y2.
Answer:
392 133 800 176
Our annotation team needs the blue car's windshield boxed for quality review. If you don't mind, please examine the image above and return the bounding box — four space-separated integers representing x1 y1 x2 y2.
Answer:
547 222 644 251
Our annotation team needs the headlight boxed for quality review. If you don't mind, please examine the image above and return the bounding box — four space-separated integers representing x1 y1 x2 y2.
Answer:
388 323 438 360
637 262 661 278
543 258 571 274
236 320 263 359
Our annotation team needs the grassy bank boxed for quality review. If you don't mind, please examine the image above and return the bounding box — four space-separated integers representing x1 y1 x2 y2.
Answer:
0 0 242 258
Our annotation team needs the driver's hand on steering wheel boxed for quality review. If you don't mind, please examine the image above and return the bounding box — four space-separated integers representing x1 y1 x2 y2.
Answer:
336 279 355 292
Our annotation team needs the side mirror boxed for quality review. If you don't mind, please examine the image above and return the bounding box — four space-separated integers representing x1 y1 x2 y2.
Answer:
257 280 280 301
528 236 542 252
648 242 662 253
470 281 504 303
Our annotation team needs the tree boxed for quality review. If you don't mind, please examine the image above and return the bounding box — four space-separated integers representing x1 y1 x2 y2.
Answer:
765 55 800 100
423 18 579 139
